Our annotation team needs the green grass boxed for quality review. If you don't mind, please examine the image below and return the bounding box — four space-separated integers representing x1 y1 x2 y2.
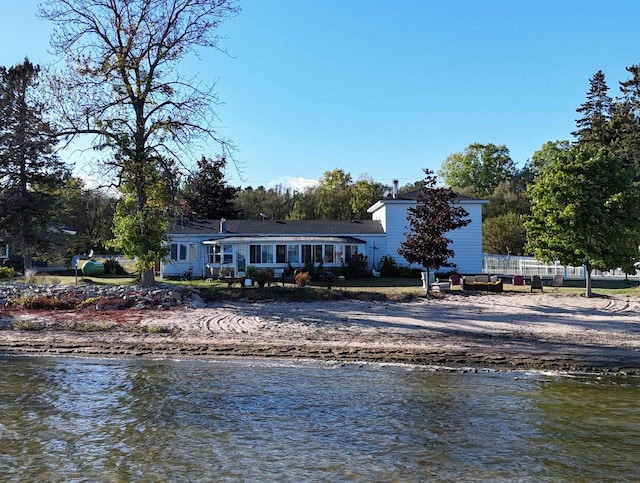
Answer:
501 278 640 297
26 274 139 286
5 273 639 299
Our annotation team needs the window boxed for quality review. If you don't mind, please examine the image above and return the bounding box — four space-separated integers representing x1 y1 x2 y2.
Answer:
250 244 274 264
276 245 287 264
250 245 261 264
301 245 312 263
170 243 197 261
287 245 299 264
301 244 332 264
345 244 359 261
222 244 233 264
237 246 246 272
324 245 334 263
209 244 233 264
261 244 274 264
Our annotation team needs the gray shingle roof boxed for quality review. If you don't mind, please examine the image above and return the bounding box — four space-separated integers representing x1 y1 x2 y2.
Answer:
169 219 385 236
397 189 481 201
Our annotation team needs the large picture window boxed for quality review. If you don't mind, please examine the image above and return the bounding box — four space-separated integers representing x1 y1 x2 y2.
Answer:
246 242 359 265
250 244 274 264
170 243 197 261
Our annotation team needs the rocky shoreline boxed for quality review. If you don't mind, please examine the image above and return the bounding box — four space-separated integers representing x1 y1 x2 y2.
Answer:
0 280 209 310
1 282 640 374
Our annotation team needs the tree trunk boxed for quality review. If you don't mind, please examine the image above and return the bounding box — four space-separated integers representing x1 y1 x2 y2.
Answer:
23 254 33 273
140 268 155 287
423 267 431 298
585 267 592 298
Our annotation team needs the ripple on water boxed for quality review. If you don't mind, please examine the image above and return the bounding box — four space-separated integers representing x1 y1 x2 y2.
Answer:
0 356 639 481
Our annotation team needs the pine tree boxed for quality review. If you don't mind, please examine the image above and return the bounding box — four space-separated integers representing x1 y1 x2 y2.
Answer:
397 169 470 296
182 156 238 220
572 70 612 144
0 59 70 270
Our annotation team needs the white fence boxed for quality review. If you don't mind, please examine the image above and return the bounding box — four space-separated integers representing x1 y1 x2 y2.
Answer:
482 254 640 280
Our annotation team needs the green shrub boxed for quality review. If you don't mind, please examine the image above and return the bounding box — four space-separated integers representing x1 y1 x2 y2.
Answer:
245 265 258 280
18 295 78 310
379 255 398 277
345 253 371 278
255 269 274 287
12 320 46 331
0 266 15 279
60 321 116 332
103 257 126 275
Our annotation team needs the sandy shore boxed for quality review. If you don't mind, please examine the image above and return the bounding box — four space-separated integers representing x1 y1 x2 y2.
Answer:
1 292 639 373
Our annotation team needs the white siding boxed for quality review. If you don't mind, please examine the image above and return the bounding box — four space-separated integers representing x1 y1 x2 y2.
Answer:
372 199 485 275
448 202 484 274
161 233 213 278
163 196 485 278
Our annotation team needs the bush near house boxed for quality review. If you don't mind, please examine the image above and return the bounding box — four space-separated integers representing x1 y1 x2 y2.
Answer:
379 255 399 277
345 253 371 278
0 266 15 279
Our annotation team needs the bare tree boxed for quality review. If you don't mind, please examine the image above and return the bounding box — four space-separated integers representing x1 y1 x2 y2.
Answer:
40 0 240 285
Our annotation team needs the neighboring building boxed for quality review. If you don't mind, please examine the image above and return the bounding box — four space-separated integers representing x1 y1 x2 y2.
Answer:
161 189 487 279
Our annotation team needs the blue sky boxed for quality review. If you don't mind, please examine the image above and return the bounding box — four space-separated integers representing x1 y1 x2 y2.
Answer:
2 1 640 190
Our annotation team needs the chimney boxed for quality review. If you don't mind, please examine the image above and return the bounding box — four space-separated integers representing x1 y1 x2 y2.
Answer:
392 179 399 199
219 218 226 233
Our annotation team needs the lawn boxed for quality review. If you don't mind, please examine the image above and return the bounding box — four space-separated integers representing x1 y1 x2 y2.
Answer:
6 273 640 299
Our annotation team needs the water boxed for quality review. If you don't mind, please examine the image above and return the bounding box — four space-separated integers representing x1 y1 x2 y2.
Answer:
0 356 639 482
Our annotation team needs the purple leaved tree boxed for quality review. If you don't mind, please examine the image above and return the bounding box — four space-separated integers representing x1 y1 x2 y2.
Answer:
398 169 470 297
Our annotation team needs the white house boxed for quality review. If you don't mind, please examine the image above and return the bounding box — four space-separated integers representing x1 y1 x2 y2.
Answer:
160 189 487 279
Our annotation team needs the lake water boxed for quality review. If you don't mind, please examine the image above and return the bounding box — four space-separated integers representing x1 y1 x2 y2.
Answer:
0 355 638 482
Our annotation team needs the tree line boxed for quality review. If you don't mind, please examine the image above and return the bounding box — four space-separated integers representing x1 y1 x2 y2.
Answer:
1 1 640 293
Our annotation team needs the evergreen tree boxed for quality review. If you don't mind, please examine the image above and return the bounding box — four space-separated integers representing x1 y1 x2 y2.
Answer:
0 59 70 270
572 70 612 144
615 65 640 174
182 156 238 220
397 169 470 297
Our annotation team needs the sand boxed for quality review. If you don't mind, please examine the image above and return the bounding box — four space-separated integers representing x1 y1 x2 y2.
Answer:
1 292 639 373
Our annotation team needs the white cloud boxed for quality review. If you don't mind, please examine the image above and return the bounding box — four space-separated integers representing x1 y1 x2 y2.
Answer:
267 176 319 192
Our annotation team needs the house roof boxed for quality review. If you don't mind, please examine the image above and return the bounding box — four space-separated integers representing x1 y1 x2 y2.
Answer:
204 235 367 245
396 188 484 201
169 219 386 236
